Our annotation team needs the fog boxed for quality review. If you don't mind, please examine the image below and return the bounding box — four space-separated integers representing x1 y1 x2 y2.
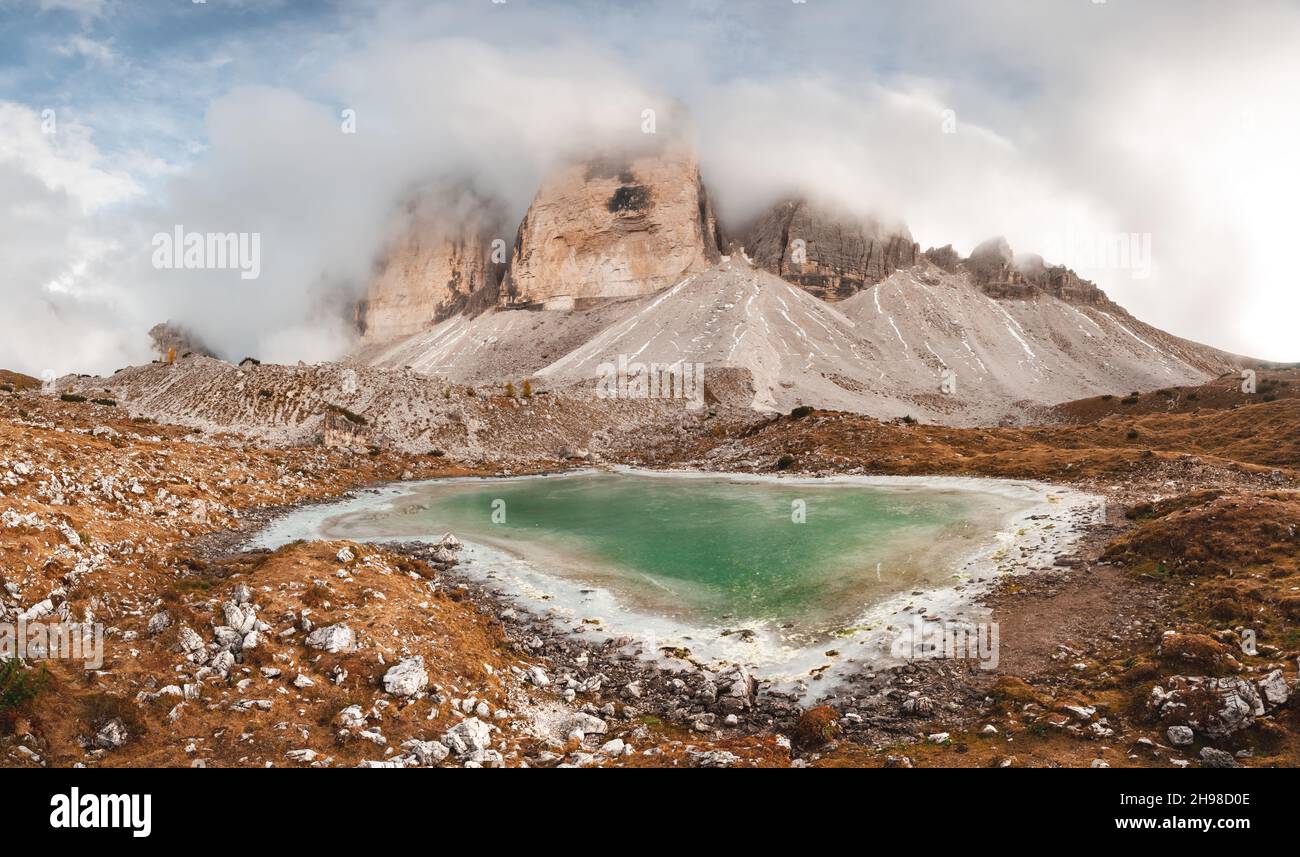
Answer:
3 0 1299 377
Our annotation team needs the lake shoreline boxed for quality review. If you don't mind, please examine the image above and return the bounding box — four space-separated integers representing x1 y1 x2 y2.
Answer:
248 467 1106 699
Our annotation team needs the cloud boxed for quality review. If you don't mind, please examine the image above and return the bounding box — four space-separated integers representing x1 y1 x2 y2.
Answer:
3 0 1299 375
36 0 105 19
0 102 147 377
54 35 116 65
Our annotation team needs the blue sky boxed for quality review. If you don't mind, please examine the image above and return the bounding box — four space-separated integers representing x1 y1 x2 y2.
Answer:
0 0 1043 175
2 0 1299 373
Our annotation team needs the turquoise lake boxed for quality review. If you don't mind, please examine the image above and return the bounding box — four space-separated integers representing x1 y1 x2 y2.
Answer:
314 471 1025 630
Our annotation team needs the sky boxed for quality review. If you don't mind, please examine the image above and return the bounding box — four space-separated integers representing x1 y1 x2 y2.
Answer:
2 0 1298 377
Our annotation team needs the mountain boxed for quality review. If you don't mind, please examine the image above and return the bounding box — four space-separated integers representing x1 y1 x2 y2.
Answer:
744 198 919 300
499 143 723 310
350 156 1246 424
357 189 508 342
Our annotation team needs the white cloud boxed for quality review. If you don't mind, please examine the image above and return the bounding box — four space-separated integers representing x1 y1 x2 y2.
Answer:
4 0 1299 376
36 0 105 18
54 35 116 66
0 102 147 377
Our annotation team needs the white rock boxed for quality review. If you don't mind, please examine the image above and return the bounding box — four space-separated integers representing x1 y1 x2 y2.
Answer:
210 650 235 676
443 718 493 756
400 738 450 766
222 601 256 634
336 547 355 563
382 656 429 697
557 712 607 738
1166 725 1194 746
146 611 172 635
335 705 366 729
688 749 740 768
94 718 128 750
359 728 387 746
1257 670 1289 707
305 623 357 653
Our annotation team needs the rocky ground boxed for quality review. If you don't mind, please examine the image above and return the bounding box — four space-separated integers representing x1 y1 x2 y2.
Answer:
1 368 1297 768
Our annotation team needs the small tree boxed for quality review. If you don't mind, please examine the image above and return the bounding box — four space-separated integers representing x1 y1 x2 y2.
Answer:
505 381 516 398
521 379 533 398
167 347 176 365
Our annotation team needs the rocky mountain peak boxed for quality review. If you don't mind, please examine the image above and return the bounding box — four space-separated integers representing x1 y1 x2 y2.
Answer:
499 142 723 310
965 236 1106 305
358 187 509 343
149 322 216 360
743 198 919 301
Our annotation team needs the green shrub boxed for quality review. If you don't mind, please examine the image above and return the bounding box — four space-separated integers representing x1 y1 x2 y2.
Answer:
91 398 117 407
60 393 86 403
0 658 48 727
789 405 814 419
776 454 796 470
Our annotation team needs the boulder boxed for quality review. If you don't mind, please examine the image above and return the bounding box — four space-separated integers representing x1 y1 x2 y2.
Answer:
146 610 172 635
401 738 450 766
1149 676 1264 738
305 623 357 654
93 718 129 750
1199 746 1239 768
382 656 429 697
557 712 608 739
443 718 493 757
335 705 367 729
714 664 756 712
1257 670 1289 707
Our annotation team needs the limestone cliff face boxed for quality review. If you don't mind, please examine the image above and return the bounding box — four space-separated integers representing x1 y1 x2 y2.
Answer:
744 199 919 301
966 236 1106 306
359 196 507 342
499 146 722 309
